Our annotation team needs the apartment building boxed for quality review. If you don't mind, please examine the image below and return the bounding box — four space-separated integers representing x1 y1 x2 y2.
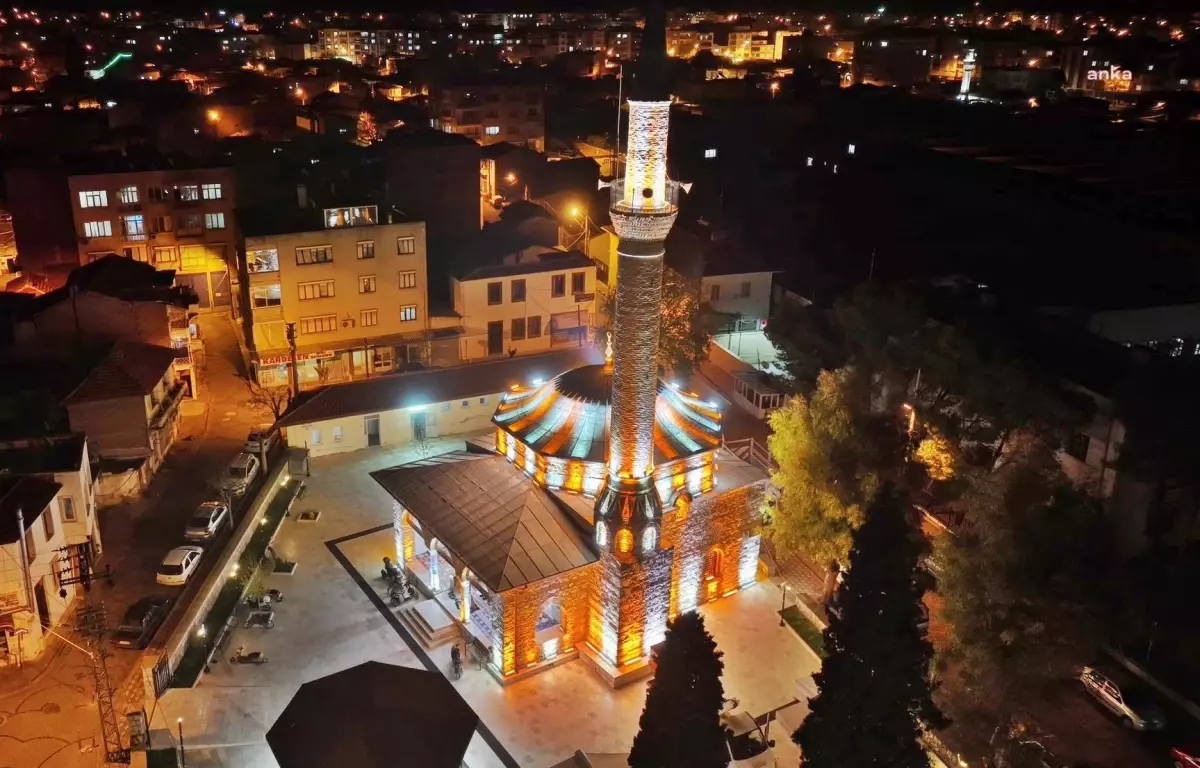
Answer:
447 248 596 361
241 204 435 389
5 157 230 299
0 435 100 664
430 73 546 153
317 27 424 64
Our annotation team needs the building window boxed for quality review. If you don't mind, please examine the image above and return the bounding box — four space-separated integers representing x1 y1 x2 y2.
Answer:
122 246 145 262
299 315 337 334
400 305 418 322
397 236 416 255
61 497 76 522
178 184 200 202
479 396 488 405
487 282 503 305
333 425 344 442
247 247 279 273
511 317 526 340
615 528 633 554
709 284 721 301
361 308 379 327
551 274 566 298
122 214 145 239
296 246 333 265
399 270 417 289
42 504 55 540
204 212 226 230
462 400 470 408
357 240 375 260
83 220 112 238
642 526 657 553
153 246 176 264
511 279 526 302
571 271 586 294
704 148 717 159
1066 433 1091 462
527 316 542 338
154 215 172 233
310 429 322 445
740 281 752 298
178 213 203 231
359 275 377 294
201 183 223 200
79 190 108 208
118 185 139 204
251 284 282 308
147 186 170 201
298 280 336 300
485 126 500 135
441 403 452 412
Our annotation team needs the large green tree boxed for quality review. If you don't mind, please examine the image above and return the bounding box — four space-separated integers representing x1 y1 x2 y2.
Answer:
628 612 728 768
795 485 944 767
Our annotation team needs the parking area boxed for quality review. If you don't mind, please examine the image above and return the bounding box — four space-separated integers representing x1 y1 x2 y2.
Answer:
149 436 820 768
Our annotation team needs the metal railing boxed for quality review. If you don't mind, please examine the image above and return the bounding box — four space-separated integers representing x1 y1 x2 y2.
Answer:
721 436 777 474
608 177 681 214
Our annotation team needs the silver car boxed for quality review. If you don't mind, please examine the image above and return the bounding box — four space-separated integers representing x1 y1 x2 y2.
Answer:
1080 666 1165 730
184 501 229 541
220 453 261 496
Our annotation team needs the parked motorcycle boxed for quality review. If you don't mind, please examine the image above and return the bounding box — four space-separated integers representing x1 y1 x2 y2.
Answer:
244 608 275 629
387 579 416 607
230 646 268 664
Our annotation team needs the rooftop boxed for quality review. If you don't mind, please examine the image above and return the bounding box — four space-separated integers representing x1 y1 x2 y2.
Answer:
63 341 178 405
0 475 62 545
384 127 478 150
371 451 597 592
457 250 594 281
0 434 88 476
276 348 598 429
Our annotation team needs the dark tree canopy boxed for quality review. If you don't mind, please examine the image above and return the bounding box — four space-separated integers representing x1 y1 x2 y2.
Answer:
795 485 944 768
628 612 728 768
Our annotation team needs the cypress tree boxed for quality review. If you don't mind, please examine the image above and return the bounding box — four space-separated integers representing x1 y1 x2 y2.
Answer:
795 484 945 767
628 612 728 768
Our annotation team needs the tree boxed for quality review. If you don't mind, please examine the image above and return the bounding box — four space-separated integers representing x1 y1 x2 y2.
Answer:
936 444 1116 712
795 485 944 767
244 380 291 421
767 367 904 565
356 109 379 146
656 266 726 379
628 612 727 768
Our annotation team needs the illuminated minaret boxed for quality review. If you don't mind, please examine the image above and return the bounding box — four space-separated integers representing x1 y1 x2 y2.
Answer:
959 48 977 98
589 0 680 675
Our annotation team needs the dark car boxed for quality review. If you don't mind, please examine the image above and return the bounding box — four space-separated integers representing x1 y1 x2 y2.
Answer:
111 596 174 650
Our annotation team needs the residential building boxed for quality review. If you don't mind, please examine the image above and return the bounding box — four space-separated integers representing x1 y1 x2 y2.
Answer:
430 73 546 153
240 204 438 389
0 435 100 663
385 130 481 263
448 249 596 361
7 154 237 310
62 341 183 481
276 349 593 458
316 27 425 64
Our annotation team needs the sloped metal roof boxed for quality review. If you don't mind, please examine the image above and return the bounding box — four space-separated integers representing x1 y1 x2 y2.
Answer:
370 451 597 592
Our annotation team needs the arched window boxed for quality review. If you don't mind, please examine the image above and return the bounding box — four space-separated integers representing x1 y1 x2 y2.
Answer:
675 494 691 521
704 547 724 580
595 520 609 549
616 528 633 554
641 526 658 554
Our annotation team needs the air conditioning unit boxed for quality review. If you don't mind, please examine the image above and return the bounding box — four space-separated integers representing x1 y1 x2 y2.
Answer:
342 319 355 328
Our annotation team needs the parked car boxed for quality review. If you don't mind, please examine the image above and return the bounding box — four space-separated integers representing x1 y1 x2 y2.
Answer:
111 596 174 649
184 501 230 541
156 546 204 587
1171 747 1200 768
220 453 261 496
243 425 278 454
1079 666 1166 730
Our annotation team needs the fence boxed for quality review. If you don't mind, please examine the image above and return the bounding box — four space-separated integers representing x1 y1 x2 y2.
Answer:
721 436 777 474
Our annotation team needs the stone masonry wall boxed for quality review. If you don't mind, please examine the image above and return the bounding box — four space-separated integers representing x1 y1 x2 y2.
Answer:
499 563 596 676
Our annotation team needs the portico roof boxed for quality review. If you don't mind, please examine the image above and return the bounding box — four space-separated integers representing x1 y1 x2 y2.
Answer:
371 451 597 592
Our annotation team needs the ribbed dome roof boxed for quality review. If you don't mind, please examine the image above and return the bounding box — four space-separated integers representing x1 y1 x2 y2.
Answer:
492 364 721 465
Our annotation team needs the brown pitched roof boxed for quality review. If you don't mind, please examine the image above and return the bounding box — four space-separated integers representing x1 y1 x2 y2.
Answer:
371 451 597 592
0 475 62 545
63 341 176 404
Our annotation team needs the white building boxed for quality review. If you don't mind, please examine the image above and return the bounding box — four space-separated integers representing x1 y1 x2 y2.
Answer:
702 268 776 332
0 434 100 664
275 349 595 458
443 248 596 362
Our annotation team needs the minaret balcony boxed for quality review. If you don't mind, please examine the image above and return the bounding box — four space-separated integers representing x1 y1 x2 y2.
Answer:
608 178 682 243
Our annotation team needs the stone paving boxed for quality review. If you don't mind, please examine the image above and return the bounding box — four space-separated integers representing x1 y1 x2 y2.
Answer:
150 437 820 768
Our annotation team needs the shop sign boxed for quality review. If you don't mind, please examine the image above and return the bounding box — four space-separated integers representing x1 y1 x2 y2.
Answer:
258 350 335 367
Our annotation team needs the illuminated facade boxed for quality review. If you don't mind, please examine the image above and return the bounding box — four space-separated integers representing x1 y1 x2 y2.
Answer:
373 0 767 687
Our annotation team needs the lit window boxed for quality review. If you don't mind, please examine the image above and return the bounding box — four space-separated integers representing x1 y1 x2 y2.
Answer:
359 275 377 294
204 212 225 229
178 185 200 201
248 248 279 273
298 280 335 300
848 143 856 155
117 186 139 204
399 270 417 289
83 220 112 238
201 183 223 200
595 519 608 548
357 240 375 260
122 214 145 238
704 148 717 158
615 528 633 554
485 126 500 135
79 190 108 208
299 315 337 334
296 246 333 265
360 309 379 327
251 284 282 308
397 236 416 255
642 526 657 553
400 305 418 322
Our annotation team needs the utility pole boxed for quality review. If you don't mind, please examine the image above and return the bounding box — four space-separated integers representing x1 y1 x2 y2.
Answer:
285 322 299 398
58 541 127 765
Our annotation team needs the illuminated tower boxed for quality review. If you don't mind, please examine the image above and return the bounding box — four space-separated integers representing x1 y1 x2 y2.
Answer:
590 0 680 676
959 48 977 99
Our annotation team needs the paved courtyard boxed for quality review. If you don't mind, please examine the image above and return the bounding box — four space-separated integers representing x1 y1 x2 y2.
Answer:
151 437 820 768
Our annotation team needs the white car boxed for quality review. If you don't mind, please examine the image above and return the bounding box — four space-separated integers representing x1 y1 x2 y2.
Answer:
243 425 278 454
1080 666 1166 731
156 546 204 587
184 501 230 541
220 453 261 496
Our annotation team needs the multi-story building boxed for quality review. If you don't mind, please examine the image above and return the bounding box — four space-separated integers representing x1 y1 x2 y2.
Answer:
6 155 236 309
0 436 100 664
385 130 481 267
446 248 596 361
430 72 546 153
240 204 436 389
316 27 424 64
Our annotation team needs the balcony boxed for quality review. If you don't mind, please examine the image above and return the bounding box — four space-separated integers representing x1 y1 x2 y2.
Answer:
607 178 681 242
324 206 378 229
122 232 148 242
149 381 187 432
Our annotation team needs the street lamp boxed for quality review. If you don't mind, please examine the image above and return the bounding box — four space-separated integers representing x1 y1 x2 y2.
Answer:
206 109 220 123
769 81 780 97
778 581 790 626
504 171 517 184
177 717 186 768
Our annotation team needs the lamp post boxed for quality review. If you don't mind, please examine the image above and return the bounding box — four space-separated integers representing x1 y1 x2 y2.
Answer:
177 718 186 768
778 581 789 626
